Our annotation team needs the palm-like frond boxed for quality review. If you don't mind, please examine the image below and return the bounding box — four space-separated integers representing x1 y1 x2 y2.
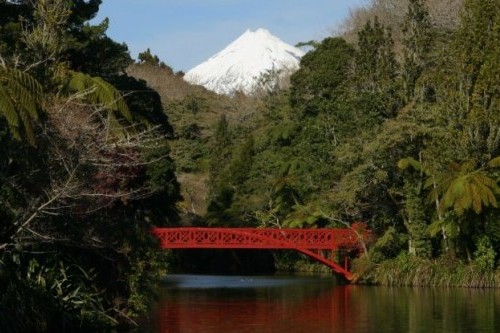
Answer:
437 160 499 216
68 72 132 122
487 156 500 168
400 155 500 217
0 67 43 145
397 157 423 172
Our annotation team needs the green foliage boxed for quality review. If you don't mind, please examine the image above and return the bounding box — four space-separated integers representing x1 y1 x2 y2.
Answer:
359 252 500 287
0 0 131 80
207 115 232 192
398 156 425 173
474 236 496 273
0 254 117 332
0 66 43 145
138 48 172 71
68 19 132 79
399 152 500 258
403 179 431 258
68 71 132 121
401 0 432 101
138 48 160 65
368 227 408 263
445 0 500 158
355 17 397 91
111 74 173 134
282 204 324 228
354 17 401 118
227 135 255 185
0 1 181 331
428 159 500 216
290 37 354 117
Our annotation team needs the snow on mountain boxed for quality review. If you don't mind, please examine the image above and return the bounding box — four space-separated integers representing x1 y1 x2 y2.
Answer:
184 28 305 96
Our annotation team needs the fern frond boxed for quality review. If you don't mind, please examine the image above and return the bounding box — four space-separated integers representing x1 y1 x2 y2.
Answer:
18 108 36 146
442 178 466 213
107 112 127 139
397 157 422 171
0 85 20 128
428 219 444 237
448 162 462 173
423 177 435 190
5 75 40 121
487 156 500 168
484 188 498 208
469 183 481 214
7 67 43 98
474 173 500 192
0 67 43 144
68 72 90 92
68 72 132 121
460 160 477 173
97 77 132 120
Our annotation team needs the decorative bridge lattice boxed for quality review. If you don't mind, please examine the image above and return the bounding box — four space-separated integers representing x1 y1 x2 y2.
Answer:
151 224 370 281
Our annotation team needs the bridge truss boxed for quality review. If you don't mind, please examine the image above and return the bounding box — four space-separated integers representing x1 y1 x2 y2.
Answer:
152 225 370 280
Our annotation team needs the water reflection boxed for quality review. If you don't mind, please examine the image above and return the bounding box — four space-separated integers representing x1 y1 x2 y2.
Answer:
135 275 500 333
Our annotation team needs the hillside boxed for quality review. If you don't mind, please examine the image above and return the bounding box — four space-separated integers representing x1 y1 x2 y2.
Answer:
127 63 263 218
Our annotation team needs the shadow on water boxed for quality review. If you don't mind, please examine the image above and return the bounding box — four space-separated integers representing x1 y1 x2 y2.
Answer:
160 274 336 289
133 274 500 333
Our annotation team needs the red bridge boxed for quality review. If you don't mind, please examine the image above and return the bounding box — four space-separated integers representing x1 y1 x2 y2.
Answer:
151 224 370 281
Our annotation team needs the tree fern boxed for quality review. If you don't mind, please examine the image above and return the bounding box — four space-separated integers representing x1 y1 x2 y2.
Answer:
399 156 500 241
431 159 500 216
0 67 43 145
68 72 132 122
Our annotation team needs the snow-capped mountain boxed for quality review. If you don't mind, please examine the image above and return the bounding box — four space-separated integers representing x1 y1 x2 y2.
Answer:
184 28 305 96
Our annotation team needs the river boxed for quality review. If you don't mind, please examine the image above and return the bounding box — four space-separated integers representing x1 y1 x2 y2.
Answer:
133 274 500 333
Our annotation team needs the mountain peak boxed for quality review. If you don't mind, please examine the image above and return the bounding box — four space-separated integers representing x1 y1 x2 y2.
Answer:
184 29 305 96
246 28 273 37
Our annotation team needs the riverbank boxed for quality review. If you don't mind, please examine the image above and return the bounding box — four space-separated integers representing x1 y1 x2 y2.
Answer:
353 253 500 288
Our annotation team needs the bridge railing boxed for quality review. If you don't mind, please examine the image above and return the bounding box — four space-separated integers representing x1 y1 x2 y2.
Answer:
151 225 370 251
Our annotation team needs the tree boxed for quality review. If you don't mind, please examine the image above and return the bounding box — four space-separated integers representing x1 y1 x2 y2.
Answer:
431 158 500 217
447 0 500 160
206 115 235 225
137 48 172 72
399 156 500 257
228 135 255 186
290 37 355 118
0 1 181 330
354 17 401 118
0 0 132 79
398 155 445 255
401 0 432 101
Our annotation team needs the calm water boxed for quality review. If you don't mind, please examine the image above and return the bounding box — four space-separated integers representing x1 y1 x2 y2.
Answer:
134 274 500 333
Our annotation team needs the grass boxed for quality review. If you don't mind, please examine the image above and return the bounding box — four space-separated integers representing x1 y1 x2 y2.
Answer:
354 253 500 288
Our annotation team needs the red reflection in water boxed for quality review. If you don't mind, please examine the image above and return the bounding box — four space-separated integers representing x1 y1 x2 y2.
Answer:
152 285 360 333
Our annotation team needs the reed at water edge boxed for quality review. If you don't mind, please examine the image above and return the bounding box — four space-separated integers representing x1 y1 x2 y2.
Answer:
353 253 500 288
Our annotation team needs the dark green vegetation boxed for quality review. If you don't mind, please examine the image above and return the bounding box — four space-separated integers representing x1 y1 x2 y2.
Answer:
2 0 500 331
0 1 180 332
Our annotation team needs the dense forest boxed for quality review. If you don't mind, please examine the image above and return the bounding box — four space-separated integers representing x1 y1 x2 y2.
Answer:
0 0 180 331
1 0 500 331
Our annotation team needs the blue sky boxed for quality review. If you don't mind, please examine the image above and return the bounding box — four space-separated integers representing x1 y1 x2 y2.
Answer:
93 0 367 71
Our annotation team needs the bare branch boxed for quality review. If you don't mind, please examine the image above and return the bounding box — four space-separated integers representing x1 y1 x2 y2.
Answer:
321 213 370 258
